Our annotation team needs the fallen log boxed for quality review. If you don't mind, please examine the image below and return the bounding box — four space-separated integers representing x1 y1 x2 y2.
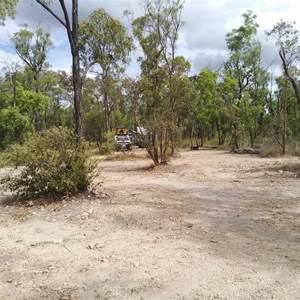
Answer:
232 147 261 154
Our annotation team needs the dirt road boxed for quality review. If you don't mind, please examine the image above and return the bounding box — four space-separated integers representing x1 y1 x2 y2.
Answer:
0 149 299 299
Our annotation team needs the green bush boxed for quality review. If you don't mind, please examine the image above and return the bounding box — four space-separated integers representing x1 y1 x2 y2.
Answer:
99 142 115 155
1 127 94 199
0 151 11 168
99 131 116 155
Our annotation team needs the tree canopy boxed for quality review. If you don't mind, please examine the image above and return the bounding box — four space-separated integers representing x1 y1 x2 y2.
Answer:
1 2 300 158
0 0 18 25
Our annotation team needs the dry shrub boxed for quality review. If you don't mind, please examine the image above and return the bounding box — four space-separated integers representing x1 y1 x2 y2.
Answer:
104 151 149 161
259 143 282 157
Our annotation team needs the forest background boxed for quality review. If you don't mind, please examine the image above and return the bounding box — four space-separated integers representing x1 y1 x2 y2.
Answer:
1 0 300 167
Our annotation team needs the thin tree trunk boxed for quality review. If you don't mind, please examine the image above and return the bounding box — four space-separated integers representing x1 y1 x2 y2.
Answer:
153 132 159 165
71 0 83 139
162 130 168 164
282 75 287 155
104 92 110 132
73 59 84 138
279 50 300 107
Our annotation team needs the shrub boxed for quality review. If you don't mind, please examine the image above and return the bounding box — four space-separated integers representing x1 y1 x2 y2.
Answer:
259 141 300 157
99 142 115 155
1 127 94 199
99 131 116 155
0 151 11 168
259 143 282 157
288 141 300 157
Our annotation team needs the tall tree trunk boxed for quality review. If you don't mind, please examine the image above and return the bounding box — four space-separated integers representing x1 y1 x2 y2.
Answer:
282 76 288 155
72 53 84 138
71 0 84 139
34 76 42 132
249 128 254 148
162 130 168 164
35 0 84 138
104 92 110 132
153 132 159 165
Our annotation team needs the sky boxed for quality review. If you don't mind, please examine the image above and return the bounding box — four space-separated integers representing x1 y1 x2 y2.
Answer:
0 0 300 77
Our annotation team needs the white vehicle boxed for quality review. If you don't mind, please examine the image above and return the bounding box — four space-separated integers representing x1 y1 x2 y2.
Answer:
115 135 132 151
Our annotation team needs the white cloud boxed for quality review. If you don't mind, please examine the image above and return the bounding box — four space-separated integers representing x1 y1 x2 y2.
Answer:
0 0 299 76
0 49 20 65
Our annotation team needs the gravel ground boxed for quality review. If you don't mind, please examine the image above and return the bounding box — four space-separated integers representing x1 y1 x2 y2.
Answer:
0 149 299 300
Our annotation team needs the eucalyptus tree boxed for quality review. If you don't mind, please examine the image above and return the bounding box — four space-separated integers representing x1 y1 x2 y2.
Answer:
266 20 300 107
35 0 84 139
37 70 66 128
225 10 269 147
79 8 133 132
265 71 300 154
11 25 53 82
82 76 105 147
0 61 22 108
132 0 189 165
11 25 53 130
0 0 18 25
191 68 230 146
217 72 240 147
225 11 259 99
0 84 50 148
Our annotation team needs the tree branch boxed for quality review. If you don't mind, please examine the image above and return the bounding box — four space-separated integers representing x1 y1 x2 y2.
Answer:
59 0 75 52
81 60 101 82
279 50 300 106
35 0 67 28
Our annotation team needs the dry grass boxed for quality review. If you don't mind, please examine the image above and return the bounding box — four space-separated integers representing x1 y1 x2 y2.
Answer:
103 151 150 161
274 162 300 175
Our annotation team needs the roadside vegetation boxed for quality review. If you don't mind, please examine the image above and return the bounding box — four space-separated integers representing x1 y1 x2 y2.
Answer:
1 127 94 200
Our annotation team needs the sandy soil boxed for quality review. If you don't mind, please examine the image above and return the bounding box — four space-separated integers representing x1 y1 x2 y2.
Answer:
0 149 299 300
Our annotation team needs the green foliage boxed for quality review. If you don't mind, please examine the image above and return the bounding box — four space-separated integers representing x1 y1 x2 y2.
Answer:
224 10 269 148
84 102 105 149
99 143 114 155
79 8 133 74
11 25 53 76
80 9 133 133
10 25 54 132
190 68 230 146
1 127 94 199
266 20 300 107
0 106 32 146
0 151 11 168
266 20 299 61
0 85 51 148
132 0 188 165
99 131 116 155
2 4 300 160
0 0 18 25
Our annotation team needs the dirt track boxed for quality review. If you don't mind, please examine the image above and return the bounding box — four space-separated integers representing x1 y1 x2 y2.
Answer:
0 149 299 299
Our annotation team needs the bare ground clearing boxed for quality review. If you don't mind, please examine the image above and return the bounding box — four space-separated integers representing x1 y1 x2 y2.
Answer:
0 149 299 300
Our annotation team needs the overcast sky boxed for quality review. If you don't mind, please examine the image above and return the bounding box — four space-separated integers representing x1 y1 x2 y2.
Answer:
0 0 300 77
